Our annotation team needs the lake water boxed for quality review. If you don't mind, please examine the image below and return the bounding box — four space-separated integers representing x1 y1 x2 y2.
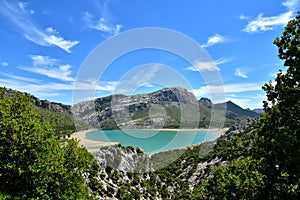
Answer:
87 129 220 154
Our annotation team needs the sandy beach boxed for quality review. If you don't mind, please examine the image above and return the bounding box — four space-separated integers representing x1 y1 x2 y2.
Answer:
70 129 120 148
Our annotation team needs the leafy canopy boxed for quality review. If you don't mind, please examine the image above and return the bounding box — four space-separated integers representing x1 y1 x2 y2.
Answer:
0 88 101 199
192 12 300 199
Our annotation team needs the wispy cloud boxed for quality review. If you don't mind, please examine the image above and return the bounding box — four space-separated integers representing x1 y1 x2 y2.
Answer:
0 74 119 100
75 79 119 91
241 12 293 33
22 64 74 82
235 68 248 78
225 93 266 109
1 62 8 67
20 55 75 82
241 0 299 33
0 72 40 83
201 34 228 48
0 1 79 53
192 83 262 97
192 83 264 109
185 57 232 72
83 11 122 36
282 0 300 11
30 55 58 67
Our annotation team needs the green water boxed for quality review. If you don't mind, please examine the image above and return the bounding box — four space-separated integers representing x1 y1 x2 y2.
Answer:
87 129 220 154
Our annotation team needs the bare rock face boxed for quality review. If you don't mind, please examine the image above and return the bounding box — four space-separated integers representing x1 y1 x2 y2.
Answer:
94 146 151 173
198 97 212 108
72 86 259 129
72 87 200 129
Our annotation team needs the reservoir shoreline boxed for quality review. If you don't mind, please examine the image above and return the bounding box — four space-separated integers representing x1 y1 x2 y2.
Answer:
71 128 228 151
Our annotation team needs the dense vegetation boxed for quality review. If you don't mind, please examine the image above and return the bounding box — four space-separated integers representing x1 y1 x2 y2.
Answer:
191 12 300 199
0 89 100 199
36 107 76 138
0 12 299 200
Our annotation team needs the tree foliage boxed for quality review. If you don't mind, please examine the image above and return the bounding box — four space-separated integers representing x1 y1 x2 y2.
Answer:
191 12 300 199
0 88 100 199
256 11 300 198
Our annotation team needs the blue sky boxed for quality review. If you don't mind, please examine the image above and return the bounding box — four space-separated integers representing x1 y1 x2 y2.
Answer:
0 0 299 108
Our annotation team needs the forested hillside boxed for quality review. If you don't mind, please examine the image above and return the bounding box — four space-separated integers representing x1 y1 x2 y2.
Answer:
0 88 100 199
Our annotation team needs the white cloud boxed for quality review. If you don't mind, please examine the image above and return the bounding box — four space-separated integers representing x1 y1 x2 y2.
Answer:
20 55 74 82
97 81 119 91
43 34 79 53
185 57 232 72
241 0 299 34
282 0 300 11
0 1 79 53
201 34 228 48
1 62 8 67
242 12 293 33
131 65 160 86
192 83 264 109
192 83 262 97
29 55 58 66
216 83 262 93
225 93 266 109
214 57 233 65
75 79 119 91
188 60 220 72
0 70 119 102
0 72 40 83
22 64 74 82
83 12 122 36
235 68 248 78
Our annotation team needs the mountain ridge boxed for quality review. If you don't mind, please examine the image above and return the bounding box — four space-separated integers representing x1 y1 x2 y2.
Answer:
1 87 259 130
72 87 259 129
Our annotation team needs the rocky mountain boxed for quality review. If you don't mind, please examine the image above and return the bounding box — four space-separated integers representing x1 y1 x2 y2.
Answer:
214 100 259 118
1 86 259 131
73 87 259 129
72 87 200 129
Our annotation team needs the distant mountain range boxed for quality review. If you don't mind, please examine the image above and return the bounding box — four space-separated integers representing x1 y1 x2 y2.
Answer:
1 87 260 130
72 87 260 129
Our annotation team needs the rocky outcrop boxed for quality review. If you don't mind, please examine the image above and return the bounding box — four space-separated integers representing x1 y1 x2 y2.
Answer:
32 97 72 115
198 97 212 108
72 87 200 129
220 117 259 140
89 116 260 199
72 87 260 129
94 145 152 173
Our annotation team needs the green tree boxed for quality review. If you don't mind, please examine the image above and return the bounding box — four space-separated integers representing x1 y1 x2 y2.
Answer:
0 88 100 199
192 158 267 200
191 12 300 199
255 12 300 198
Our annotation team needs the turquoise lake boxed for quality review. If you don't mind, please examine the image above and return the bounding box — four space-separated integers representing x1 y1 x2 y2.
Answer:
87 129 220 154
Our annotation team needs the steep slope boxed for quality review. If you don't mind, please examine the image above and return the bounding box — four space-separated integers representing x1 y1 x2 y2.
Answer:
73 87 260 129
214 101 259 118
73 87 200 129
0 87 78 137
